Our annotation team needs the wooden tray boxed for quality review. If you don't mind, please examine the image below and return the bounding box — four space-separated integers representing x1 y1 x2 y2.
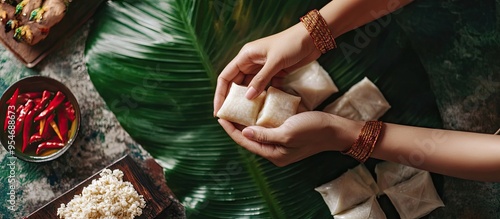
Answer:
0 0 104 68
25 155 185 219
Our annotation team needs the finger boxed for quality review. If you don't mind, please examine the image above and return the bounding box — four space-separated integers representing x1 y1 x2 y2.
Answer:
218 118 237 133
214 66 237 116
239 63 263 76
218 119 280 157
214 60 245 116
242 126 285 145
246 59 283 100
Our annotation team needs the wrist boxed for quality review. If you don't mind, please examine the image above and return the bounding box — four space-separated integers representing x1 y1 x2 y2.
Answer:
340 119 365 152
289 23 319 55
299 9 337 54
326 114 364 152
342 121 384 163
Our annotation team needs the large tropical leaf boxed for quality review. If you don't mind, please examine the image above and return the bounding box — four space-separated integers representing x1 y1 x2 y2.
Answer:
85 0 442 218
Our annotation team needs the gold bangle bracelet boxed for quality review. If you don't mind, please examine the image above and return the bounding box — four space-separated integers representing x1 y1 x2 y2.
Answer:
300 9 337 54
342 121 383 163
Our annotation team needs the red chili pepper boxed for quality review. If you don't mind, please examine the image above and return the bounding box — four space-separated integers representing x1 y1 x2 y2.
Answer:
40 113 55 138
34 91 65 122
30 131 59 145
29 133 44 144
36 142 65 155
6 88 19 105
46 135 62 143
64 101 76 121
57 107 68 143
17 96 30 105
16 105 23 114
14 100 34 136
33 90 52 114
4 88 19 131
33 98 42 105
12 105 24 135
18 96 40 105
22 109 36 152
18 92 42 99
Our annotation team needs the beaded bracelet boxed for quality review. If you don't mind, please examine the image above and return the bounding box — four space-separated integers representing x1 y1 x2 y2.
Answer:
342 121 383 163
300 9 337 54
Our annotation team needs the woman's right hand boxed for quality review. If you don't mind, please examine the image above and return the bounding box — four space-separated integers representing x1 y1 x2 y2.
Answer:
213 23 321 116
218 112 363 167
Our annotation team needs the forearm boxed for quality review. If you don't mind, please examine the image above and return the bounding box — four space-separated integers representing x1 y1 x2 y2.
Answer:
371 123 500 182
319 0 413 38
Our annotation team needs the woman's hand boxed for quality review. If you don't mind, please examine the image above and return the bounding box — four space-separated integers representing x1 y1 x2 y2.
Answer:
218 111 363 166
213 23 321 116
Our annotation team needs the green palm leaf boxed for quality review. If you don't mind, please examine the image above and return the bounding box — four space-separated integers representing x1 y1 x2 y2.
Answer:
85 0 442 218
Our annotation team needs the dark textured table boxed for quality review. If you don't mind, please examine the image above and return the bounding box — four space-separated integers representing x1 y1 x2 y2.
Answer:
1 3 500 219
393 1 500 217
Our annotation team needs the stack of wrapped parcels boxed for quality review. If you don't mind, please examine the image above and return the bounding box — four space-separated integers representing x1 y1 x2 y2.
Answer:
217 61 392 128
316 162 444 219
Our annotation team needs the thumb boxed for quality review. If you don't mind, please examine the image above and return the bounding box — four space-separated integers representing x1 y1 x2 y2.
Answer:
242 126 284 144
246 60 282 100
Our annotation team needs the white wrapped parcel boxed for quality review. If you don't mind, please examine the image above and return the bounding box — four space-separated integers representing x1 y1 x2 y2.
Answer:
374 161 424 193
375 162 444 219
384 171 444 219
256 86 301 128
315 165 379 216
284 61 339 110
334 196 386 219
323 77 390 121
217 83 301 127
217 83 267 126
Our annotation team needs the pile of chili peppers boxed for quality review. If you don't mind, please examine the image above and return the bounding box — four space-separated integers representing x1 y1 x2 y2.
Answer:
3 88 77 155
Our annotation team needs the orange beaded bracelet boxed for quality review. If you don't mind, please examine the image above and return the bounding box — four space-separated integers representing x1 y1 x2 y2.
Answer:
342 121 383 163
300 9 337 54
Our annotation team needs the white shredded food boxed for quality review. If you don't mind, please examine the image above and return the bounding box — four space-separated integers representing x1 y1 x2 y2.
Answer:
57 169 146 219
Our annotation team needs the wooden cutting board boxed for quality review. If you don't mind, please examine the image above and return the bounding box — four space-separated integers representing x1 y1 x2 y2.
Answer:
0 0 104 68
25 155 185 219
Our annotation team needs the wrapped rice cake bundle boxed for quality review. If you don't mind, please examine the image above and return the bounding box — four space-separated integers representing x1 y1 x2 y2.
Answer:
324 77 390 121
315 165 375 215
351 164 380 195
384 171 444 219
284 61 338 110
256 86 301 128
334 196 386 219
324 96 363 121
375 162 424 193
216 83 266 126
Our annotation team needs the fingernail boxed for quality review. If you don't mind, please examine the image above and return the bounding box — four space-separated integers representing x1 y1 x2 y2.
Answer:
245 86 257 100
242 128 254 139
